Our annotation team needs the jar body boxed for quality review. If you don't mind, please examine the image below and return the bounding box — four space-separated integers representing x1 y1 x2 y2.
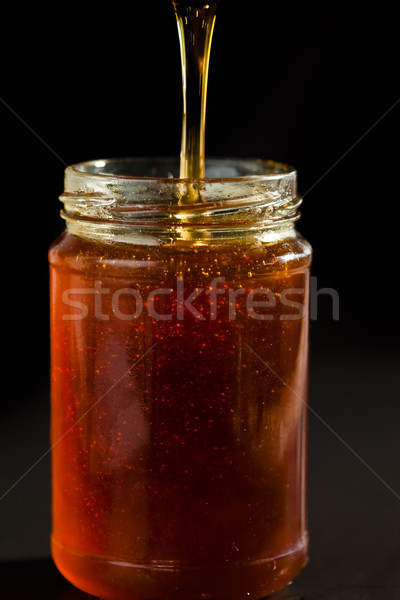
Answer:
50 158 311 600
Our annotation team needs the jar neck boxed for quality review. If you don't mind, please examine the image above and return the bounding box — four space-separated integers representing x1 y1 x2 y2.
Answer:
60 158 301 245
64 218 298 245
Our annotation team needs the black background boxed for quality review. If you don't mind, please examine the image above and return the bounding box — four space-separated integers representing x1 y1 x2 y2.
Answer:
0 1 399 597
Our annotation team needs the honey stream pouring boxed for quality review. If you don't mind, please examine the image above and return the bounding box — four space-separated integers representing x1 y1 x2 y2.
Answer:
172 0 219 204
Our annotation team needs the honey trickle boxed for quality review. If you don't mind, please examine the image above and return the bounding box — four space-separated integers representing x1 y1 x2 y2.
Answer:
172 0 219 197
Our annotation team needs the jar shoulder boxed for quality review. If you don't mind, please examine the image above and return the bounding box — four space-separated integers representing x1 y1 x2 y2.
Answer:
49 231 312 278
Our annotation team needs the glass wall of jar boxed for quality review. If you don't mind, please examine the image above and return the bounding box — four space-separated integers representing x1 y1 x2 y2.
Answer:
49 158 312 600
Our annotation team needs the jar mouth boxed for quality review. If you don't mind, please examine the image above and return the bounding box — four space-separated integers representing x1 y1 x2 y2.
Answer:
61 158 301 241
66 156 296 183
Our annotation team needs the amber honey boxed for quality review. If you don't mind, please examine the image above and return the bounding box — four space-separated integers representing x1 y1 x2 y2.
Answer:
50 177 311 599
49 1 312 597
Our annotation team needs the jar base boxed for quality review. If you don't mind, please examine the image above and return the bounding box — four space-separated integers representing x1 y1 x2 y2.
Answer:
52 536 308 600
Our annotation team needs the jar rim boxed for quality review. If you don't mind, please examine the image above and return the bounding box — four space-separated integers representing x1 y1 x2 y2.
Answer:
61 157 301 242
66 156 297 184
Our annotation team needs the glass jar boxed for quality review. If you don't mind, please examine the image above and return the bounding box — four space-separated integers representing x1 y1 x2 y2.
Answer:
49 158 312 600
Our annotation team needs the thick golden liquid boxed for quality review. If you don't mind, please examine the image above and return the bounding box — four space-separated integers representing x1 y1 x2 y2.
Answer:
50 231 310 600
172 0 218 183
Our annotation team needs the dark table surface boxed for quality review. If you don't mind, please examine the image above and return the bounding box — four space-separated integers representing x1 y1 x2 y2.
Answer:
1 338 400 599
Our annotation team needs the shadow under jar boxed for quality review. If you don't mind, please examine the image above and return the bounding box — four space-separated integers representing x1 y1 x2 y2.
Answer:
49 158 312 600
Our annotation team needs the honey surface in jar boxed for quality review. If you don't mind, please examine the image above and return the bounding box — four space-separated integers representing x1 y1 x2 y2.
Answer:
50 226 311 600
